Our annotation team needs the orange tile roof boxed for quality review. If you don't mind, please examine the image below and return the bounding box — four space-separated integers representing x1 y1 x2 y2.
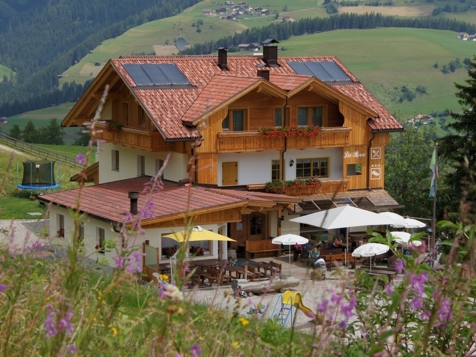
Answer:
39 177 300 224
111 54 402 140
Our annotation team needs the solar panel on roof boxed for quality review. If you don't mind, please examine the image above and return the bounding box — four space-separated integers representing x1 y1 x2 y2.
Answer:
288 61 352 83
123 63 192 88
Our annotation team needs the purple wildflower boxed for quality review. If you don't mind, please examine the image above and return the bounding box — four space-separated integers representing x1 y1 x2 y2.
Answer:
0 284 5 293
45 304 58 338
394 259 406 273
140 200 155 219
410 297 423 311
384 283 393 296
113 254 125 269
409 272 428 296
75 153 86 166
67 344 77 355
58 310 74 334
437 299 453 326
339 320 348 328
317 299 329 313
341 295 356 319
190 343 202 357
131 252 144 272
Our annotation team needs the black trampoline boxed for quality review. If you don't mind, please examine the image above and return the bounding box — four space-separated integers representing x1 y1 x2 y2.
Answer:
17 159 60 190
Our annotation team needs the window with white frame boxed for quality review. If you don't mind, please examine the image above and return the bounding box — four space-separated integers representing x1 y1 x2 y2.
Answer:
137 155 145 176
96 227 105 253
297 107 323 127
111 150 120 171
296 158 329 178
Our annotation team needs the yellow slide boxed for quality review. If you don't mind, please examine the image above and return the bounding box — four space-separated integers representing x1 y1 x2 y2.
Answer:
282 290 317 319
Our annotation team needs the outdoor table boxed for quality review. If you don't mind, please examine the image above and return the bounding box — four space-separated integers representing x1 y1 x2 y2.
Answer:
192 259 226 268
251 261 273 276
225 266 244 279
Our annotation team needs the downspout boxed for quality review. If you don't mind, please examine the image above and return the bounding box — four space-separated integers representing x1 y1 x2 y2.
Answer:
280 97 289 181
192 137 203 184
367 120 376 191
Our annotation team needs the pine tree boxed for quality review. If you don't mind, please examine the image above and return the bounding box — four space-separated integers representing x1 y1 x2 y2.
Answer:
438 55 476 222
22 120 38 143
9 124 22 139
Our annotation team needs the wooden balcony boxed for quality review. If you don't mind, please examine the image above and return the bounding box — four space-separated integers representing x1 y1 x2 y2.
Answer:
92 123 175 152
285 179 349 196
217 127 351 153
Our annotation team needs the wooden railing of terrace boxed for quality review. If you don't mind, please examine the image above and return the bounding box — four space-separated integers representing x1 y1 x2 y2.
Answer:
217 127 351 153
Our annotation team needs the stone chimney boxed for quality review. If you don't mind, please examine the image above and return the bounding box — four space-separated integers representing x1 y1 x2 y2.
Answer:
218 47 228 70
128 191 139 215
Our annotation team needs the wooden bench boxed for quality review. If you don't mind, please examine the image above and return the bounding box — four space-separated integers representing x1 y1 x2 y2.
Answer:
320 252 356 271
358 266 396 284
245 240 281 259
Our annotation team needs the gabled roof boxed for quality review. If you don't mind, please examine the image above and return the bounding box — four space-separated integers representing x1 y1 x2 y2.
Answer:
38 176 300 226
62 54 402 140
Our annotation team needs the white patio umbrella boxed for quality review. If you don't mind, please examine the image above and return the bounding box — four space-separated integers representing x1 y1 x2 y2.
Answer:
390 231 422 247
391 218 426 229
290 205 399 252
378 212 405 221
272 234 309 276
352 243 390 273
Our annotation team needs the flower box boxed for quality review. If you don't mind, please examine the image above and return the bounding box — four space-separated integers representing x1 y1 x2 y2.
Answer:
265 177 321 195
257 126 320 138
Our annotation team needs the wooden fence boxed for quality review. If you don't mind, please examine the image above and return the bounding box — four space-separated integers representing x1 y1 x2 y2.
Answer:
0 133 83 168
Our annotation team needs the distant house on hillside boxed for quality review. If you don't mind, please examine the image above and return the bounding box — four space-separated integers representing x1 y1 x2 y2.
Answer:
457 32 469 40
0 116 8 124
238 43 260 51
202 9 214 16
407 114 433 126
216 7 227 14
283 17 295 22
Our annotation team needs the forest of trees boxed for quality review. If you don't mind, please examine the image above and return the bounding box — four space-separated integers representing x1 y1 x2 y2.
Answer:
0 0 201 104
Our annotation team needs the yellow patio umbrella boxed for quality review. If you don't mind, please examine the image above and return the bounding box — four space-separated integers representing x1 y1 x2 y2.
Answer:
163 226 236 242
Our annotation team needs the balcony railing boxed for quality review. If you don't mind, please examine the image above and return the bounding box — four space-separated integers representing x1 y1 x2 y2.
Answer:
217 127 351 153
92 123 175 152
285 179 349 196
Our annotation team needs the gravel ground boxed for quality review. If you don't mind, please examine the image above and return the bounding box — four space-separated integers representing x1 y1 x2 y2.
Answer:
0 218 50 251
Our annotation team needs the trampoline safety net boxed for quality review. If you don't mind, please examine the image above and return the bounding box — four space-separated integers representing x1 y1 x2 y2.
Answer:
20 159 58 189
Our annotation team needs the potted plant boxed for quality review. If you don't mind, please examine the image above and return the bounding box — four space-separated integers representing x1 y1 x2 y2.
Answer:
264 177 321 194
56 228 64 238
257 126 320 138
163 246 177 258
107 121 124 133
190 246 205 256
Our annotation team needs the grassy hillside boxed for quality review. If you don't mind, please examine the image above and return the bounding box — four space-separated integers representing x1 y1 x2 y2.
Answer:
0 63 13 81
278 28 476 118
0 144 88 219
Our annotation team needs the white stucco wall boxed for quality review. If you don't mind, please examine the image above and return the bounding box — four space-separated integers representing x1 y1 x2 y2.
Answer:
217 148 343 186
97 143 189 184
47 205 229 269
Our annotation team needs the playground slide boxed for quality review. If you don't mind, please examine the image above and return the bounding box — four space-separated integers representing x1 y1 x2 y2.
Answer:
282 290 317 319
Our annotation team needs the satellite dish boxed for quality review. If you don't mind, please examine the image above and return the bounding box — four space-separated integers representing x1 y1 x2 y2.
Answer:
175 37 188 52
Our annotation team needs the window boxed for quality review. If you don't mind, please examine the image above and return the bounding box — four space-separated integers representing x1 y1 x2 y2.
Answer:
96 227 105 253
275 108 282 127
57 214 64 237
250 214 263 235
347 163 362 176
222 110 245 131
155 158 164 178
111 150 120 171
122 103 129 126
296 158 328 178
297 107 323 127
137 155 145 176
271 160 280 182
138 106 146 127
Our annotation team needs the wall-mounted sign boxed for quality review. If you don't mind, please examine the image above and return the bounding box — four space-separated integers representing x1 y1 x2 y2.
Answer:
344 151 366 158
371 164 381 180
371 147 381 160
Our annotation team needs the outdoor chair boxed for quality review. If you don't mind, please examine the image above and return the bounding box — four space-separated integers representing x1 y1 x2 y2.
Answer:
243 264 260 281
247 265 265 279
268 261 282 279
206 267 231 286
